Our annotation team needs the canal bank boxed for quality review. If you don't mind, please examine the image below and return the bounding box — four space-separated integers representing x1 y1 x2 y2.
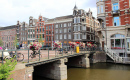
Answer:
34 63 130 80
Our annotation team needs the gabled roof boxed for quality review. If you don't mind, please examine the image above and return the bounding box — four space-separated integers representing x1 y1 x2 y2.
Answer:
73 5 78 10
0 25 18 30
46 15 73 22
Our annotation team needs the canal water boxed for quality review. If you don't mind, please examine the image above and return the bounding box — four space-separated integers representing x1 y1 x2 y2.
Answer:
34 63 130 80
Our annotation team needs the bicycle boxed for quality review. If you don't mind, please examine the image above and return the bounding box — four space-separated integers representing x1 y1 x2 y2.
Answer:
29 51 42 59
9 52 24 62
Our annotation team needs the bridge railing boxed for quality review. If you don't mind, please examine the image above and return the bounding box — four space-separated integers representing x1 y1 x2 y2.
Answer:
0 46 103 64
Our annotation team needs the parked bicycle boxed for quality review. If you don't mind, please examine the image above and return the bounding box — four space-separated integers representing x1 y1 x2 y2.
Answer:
9 51 24 62
29 51 42 59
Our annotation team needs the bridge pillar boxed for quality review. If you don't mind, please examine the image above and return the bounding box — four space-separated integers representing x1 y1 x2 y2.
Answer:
33 58 67 80
67 54 90 68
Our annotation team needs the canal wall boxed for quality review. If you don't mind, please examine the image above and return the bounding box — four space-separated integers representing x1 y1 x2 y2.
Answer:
90 51 106 63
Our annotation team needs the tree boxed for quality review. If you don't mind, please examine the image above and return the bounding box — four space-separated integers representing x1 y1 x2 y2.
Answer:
14 36 18 49
0 37 3 47
38 34 44 45
0 57 17 80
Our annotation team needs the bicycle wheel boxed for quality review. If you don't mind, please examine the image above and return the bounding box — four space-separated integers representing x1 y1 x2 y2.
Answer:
36 54 42 58
17 53 24 62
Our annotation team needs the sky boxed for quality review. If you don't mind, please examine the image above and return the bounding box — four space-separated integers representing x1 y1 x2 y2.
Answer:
0 0 97 27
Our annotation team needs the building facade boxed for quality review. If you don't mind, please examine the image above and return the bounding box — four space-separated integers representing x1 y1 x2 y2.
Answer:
73 5 100 44
0 25 18 49
27 16 37 44
17 21 28 47
54 15 73 46
35 15 45 44
96 0 130 57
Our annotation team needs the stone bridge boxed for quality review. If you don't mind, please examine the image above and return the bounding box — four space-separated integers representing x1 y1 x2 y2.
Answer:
8 50 105 80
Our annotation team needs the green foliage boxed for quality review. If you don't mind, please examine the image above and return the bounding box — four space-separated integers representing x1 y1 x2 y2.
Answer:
14 35 18 48
0 57 17 80
38 34 43 44
0 37 3 46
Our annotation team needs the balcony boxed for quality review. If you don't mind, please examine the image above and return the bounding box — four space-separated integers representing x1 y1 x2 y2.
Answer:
111 10 120 15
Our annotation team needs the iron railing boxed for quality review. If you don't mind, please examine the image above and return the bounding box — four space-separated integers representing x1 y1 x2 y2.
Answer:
0 46 103 64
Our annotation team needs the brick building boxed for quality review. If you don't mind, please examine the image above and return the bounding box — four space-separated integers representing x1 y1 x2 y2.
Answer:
97 0 130 57
44 23 54 46
0 25 18 49
17 21 28 47
35 15 46 44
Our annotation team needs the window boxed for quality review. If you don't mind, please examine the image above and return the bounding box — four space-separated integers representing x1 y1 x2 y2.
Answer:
64 34 67 39
113 3 119 11
37 29 38 32
40 19 41 21
46 36 48 41
33 29 35 32
59 29 62 33
74 34 77 39
33 34 35 38
49 31 51 34
42 34 44 38
68 34 71 39
60 34 62 39
101 5 103 13
78 25 80 31
64 29 67 33
74 26 77 31
87 34 90 40
46 26 48 30
37 35 38 38
127 39 130 51
82 25 86 30
78 34 80 39
55 24 58 28
82 33 86 39
49 36 51 41
40 23 41 26
40 28 41 32
114 16 120 26
55 35 58 40
68 28 71 32
74 17 77 23
46 31 48 35
97 6 100 14
64 23 66 27
55 29 58 33
77 17 80 23
43 28 44 32
111 34 125 49
49 26 51 30
60 24 62 28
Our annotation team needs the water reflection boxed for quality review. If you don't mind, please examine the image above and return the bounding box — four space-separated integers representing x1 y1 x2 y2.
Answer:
68 63 130 80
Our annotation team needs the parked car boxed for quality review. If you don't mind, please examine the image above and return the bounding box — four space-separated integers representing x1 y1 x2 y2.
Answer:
41 45 51 50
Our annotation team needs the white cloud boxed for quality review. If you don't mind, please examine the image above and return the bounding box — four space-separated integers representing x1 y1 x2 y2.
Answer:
0 0 97 27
